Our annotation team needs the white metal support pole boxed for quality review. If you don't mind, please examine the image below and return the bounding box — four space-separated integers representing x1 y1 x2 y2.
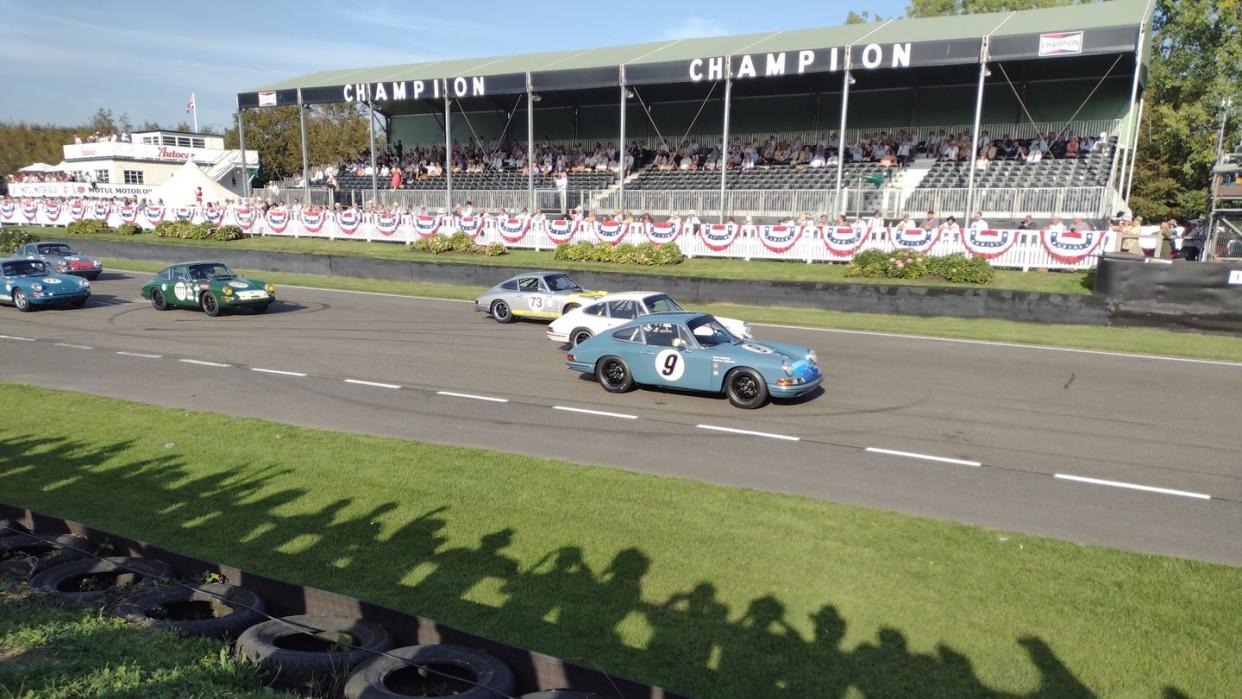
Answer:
1113 17 1148 211
445 80 453 212
618 65 627 216
298 88 310 205
1123 94 1146 201
965 38 989 221
366 90 378 205
834 53 852 216
720 56 732 224
237 106 248 198
526 72 535 213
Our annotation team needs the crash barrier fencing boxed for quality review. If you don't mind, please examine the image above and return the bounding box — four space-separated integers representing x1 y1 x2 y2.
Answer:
2 201 1114 270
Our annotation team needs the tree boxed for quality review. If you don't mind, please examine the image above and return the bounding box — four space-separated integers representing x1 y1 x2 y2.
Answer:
845 10 885 23
222 103 372 184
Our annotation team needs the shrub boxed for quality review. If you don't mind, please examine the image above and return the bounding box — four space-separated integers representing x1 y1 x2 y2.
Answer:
551 241 683 266
154 221 214 240
0 228 38 253
115 223 142 236
930 253 995 284
845 249 889 278
66 220 108 236
484 243 508 256
213 225 244 242
408 233 494 255
885 249 929 280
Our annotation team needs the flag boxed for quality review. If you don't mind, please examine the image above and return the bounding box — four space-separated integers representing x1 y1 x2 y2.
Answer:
186 92 196 114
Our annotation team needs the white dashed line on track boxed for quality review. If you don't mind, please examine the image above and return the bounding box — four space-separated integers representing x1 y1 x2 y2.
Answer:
54 342 93 350
251 368 308 377
116 351 162 359
1054 473 1211 500
0 335 36 342
345 379 402 390
180 359 232 368
436 391 510 403
865 447 982 468
696 424 801 441
553 406 639 420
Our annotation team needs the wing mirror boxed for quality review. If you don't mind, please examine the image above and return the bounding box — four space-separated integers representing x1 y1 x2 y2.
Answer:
672 338 688 351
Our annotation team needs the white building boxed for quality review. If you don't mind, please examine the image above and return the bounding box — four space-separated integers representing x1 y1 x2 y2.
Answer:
8 130 257 200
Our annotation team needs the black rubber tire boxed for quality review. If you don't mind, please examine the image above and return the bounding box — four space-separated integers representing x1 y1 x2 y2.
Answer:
70 296 88 309
201 292 221 317
344 644 515 699
252 303 270 314
569 328 593 347
490 300 513 324
113 582 267 639
85 272 101 281
151 289 168 311
0 533 93 578
13 288 31 312
596 356 634 393
725 367 770 409
522 692 602 699
30 556 175 605
561 302 580 314
236 615 393 689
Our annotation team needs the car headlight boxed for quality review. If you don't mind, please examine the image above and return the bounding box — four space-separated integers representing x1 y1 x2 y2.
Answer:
781 359 793 377
807 350 818 364
223 286 234 296
32 283 43 292
81 280 90 288
265 283 275 294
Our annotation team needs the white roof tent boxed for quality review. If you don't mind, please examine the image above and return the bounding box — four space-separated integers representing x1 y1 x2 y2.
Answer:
235 0 1156 219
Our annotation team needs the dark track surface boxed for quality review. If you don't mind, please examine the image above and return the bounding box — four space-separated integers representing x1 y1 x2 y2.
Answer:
3 272 1240 565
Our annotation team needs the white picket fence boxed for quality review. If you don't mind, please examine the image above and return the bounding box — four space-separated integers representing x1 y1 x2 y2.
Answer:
1 201 1112 271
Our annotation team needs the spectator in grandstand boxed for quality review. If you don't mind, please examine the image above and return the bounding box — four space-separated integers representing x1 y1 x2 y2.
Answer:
1017 215 1036 230
941 216 960 237
922 210 938 228
1025 146 1043 164
1047 216 1067 234
896 213 916 231
969 211 988 231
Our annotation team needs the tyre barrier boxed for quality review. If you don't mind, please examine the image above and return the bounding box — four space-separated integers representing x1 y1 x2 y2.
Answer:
235 614 394 689
30 556 175 605
343 644 516 699
0 532 93 578
112 582 267 639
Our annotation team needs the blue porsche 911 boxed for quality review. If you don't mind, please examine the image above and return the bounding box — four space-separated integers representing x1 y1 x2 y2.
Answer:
566 312 822 409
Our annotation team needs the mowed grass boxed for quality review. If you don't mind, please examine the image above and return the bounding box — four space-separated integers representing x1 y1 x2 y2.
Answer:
0 578 284 697
41 226 1095 293
1 383 1238 698
105 258 1242 363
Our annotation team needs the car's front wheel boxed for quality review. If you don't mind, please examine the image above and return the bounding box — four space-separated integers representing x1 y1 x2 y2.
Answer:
596 356 634 393
725 368 769 409
12 289 30 312
252 303 270 314
491 300 513 324
70 297 87 309
151 289 168 311
570 328 594 347
200 292 221 317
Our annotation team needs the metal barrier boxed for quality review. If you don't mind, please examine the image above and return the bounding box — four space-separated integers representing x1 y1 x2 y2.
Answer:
898 187 1107 220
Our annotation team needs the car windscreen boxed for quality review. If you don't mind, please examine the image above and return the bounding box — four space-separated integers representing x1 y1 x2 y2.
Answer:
38 244 73 255
188 263 235 280
544 274 580 292
686 316 737 347
3 260 49 277
643 294 684 313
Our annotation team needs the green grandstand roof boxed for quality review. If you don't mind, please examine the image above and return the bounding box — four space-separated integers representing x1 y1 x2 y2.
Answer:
253 0 1153 91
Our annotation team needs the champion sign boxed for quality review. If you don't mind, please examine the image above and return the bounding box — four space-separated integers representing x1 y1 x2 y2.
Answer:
497 217 530 243
546 219 579 245
413 214 441 238
300 210 327 233
336 209 361 234
594 220 627 246
1040 228 1105 263
700 223 740 251
265 208 290 233
822 226 870 257
375 212 402 236
759 224 803 253
645 221 681 245
961 228 1018 259
1039 31 1084 57
892 225 941 253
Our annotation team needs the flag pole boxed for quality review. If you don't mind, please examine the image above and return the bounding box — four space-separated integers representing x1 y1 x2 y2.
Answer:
191 91 199 133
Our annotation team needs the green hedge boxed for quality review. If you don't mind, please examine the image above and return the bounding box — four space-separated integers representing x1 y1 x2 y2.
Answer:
553 241 685 266
846 250 995 284
115 223 143 236
153 221 217 241
409 232 508 256
66 220 109 236
0 228 38 253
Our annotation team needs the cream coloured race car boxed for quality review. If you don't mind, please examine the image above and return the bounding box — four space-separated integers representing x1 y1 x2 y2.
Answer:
547 291 752 347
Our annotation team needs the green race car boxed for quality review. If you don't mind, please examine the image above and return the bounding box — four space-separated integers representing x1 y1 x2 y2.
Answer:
140 261 275 316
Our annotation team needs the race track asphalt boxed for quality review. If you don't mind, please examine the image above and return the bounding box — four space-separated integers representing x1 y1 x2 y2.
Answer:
2 271 1241 566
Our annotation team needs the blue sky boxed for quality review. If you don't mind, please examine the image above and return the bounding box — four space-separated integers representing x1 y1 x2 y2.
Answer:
0 0 908 132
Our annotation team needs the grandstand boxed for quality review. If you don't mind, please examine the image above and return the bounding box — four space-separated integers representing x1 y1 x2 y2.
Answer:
239 0 1154 223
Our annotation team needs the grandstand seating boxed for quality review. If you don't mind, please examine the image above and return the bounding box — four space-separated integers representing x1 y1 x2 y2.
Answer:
627 163 893 191
334 171 616 192
916 144 1116 190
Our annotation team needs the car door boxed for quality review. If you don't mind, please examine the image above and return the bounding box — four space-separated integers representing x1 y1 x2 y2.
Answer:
0 266 12 304
514 275 547 315
631 321 710 389
169 266 196 307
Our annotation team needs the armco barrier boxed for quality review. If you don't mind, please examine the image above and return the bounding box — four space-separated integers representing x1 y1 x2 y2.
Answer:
64 238 1114 325
0 504 686 698
1093 253 1242 331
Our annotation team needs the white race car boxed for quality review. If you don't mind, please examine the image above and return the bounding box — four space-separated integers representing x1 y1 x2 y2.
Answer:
547 291 752 346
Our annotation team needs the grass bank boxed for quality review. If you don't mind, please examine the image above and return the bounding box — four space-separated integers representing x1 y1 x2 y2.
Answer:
1 383 1238 698
106 258 1242 362
25 225 1095 294
0 577 282 697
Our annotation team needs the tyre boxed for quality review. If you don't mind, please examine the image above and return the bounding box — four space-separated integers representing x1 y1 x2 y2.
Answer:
344 644 514 699
151 289 168 311
725 368 769 409
253 303 271 314
595 356 634 393
13 288 31 312
569 328 593 347
70 296 88 309
562 302 580 314
30 556 174 605
201 292 221 317
235 615 393 689
113 582 266 639
0 533 92 578
85 272 101 281
490 300 513 324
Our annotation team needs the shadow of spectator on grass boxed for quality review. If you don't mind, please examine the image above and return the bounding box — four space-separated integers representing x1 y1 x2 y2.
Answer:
0 432 1109 699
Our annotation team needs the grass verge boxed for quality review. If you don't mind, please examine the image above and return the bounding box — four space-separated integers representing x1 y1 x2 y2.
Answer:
105 258 1242 362
27 226 1095 294
1 383 1238 698
0 577 283 697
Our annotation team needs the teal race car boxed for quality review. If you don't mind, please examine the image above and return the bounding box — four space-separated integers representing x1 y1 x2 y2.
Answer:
0 258 91 311
566 312 822 409
140 261 275 316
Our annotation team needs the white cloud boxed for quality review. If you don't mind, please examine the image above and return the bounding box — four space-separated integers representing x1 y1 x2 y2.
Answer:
659 17 730 40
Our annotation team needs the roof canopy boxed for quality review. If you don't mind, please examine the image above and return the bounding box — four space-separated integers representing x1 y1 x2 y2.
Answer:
239 0 1153 109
